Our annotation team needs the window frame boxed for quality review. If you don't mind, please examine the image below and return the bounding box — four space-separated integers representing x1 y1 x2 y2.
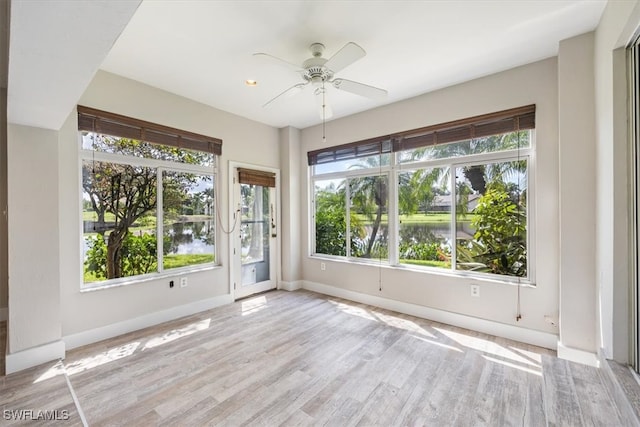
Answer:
79 134 219 291
310 131 536 286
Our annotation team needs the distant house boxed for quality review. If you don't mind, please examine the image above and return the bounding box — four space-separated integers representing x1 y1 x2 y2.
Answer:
430 193 482 213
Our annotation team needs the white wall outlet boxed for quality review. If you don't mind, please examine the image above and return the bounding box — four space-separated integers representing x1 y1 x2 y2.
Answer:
470 284 480 297
320 262 326 271
544 315 558 327
180 277 188 288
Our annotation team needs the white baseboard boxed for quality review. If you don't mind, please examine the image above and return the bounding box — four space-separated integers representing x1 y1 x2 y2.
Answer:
303 280 558 350
63 294 233 350
557 342 599 367
0 307 6 322
5 339 65 374
280 280 303 291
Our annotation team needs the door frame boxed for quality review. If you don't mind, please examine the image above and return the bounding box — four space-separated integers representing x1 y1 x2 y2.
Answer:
228 161 281 300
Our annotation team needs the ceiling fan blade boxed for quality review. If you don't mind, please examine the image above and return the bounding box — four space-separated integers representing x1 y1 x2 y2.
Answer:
324 42 366 73
332 78 388 100
263 82 308 107
253 52 302 72
315 88 333 119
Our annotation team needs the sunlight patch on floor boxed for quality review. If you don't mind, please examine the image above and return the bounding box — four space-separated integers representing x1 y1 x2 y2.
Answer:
483 355 542 376
34 342 140 383
410 334 464 353
143 318 211 350
329 300 378 322
241 296 268 316
372 312 436 338
434 327 541 368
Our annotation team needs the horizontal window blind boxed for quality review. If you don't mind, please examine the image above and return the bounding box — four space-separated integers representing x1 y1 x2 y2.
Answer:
308 105 535 165
77 105 222 155
307 136 393 166
238 168 276 188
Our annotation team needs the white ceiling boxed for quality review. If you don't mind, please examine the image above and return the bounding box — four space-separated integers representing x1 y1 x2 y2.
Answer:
9 0 607 131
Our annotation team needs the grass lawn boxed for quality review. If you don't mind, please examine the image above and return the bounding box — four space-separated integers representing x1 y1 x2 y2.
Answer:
354 212 476 226
84 254 215 283
399 259 450 269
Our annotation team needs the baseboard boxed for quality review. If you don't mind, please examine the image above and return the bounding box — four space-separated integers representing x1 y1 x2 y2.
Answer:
0 307 6 322
557 342 599 367
302 280 558 350
5 339 65 375
63 294 233 350
279 280 303 291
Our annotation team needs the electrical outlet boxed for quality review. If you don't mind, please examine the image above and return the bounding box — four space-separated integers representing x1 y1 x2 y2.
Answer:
169 280 174 288
320 262 326 271
470 284 480 297
180 277 188 288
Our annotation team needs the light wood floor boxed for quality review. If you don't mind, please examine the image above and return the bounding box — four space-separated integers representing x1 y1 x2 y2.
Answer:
0 290 627 426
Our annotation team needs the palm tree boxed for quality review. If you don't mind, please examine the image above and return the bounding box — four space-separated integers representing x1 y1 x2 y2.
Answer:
348 155 390 258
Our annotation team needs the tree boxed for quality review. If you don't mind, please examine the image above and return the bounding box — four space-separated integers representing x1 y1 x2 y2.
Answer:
457 182 527 276
348 155 390 258
83 134 209 280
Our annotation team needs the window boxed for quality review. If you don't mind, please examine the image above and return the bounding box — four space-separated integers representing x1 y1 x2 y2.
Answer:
310 105 533 282
79 106 222 286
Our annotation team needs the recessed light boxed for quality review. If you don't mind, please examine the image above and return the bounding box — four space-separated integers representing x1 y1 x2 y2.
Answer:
245 79 258 86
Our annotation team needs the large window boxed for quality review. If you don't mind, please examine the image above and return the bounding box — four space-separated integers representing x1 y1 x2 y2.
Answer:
79 106 221 287
310 106 533 282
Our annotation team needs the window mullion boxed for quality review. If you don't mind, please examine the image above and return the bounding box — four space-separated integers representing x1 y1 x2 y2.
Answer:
346 179 351 258
157 168 164 273
389 155 399 265
450 165 457 272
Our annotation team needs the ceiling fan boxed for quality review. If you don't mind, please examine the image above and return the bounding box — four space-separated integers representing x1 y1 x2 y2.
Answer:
254 42 388 119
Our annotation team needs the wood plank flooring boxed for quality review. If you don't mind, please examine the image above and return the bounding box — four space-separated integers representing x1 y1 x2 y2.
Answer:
0 290 628 426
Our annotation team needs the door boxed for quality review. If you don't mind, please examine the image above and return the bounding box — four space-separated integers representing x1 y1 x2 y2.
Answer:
233 167 277 299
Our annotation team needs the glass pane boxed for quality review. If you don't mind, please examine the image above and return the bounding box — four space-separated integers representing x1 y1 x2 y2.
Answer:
163 172 215 270
82 160 158 283
240 184 269 265
81 133 215 166
455 160 527 277
314 179 347 256
399 131 530 164
398 167 451 269
349 174 389 261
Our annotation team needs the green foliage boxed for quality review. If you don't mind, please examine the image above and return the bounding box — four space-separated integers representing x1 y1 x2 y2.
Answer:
85 234 108 280
84 232 215 282
399 241 446 261
85 232 158 281
456 184 526 277
315 187 362 256
121 232 158 276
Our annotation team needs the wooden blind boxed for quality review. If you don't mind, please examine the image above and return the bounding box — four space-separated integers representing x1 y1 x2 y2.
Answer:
393 105 535 152
307 105 535 165
77 105 222 155
307 136 393 166
238 168 276 188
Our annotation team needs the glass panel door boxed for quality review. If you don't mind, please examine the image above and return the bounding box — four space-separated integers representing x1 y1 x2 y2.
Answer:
233 170 277 299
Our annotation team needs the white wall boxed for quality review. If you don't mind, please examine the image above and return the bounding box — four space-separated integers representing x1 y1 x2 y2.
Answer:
58 71 279 339
0 87 7 319
558 32 597 354
300 58 562 341
7 124 61 353
595 0 640 362
279 127 302 287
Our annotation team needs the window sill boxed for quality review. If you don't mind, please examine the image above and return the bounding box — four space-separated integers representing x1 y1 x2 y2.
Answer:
308 254 535 288
80 264 221 293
